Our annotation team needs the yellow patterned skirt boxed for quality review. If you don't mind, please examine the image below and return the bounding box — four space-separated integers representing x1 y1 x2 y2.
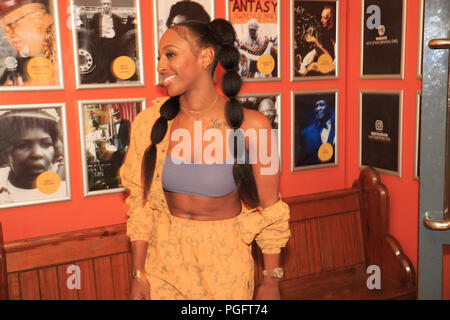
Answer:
145 206 255 300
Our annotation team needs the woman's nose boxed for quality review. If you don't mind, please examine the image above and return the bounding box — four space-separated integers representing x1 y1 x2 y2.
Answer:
30 144 44 157
157 56 167 74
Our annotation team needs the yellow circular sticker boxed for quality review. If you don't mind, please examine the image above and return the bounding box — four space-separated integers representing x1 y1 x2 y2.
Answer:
25 57 53 81
36 171 61 195
316 54 334 74
257 54 275 75
318 143 334 162
111 56 136 80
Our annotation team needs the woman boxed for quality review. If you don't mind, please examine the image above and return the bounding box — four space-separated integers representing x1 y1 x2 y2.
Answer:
0 109 66 204
121 19 290 300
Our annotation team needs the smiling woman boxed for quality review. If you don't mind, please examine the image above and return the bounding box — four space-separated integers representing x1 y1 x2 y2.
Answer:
121 18 290 301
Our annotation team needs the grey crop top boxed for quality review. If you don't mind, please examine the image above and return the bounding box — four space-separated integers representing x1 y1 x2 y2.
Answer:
162 155 238 198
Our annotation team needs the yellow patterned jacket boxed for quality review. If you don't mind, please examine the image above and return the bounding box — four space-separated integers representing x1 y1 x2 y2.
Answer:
120 96 291 255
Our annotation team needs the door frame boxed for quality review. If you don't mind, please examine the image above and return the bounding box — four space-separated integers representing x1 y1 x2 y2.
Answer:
418 0 450 300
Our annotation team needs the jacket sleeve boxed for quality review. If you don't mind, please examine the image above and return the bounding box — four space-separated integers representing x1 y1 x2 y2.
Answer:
238 198 291 254
119 113 154 242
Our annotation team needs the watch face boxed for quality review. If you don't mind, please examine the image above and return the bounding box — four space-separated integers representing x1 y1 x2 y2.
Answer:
275 268 283 278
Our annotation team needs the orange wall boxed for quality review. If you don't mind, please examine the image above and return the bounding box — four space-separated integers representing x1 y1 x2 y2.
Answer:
0 0 348 241
1 0 447 297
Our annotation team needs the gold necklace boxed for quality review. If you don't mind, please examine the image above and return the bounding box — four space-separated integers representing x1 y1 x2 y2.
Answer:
180 94 220 116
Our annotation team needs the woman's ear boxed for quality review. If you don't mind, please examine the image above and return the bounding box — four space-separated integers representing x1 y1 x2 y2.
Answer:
199 46 215 69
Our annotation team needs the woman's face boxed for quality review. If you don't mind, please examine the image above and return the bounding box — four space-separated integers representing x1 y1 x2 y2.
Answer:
8 127 54 184
157 28 203 96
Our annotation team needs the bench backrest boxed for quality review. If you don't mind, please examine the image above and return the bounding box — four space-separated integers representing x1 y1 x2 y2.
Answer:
260 189 366 282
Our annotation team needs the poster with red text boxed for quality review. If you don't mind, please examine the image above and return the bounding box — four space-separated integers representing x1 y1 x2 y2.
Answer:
227 0 280 81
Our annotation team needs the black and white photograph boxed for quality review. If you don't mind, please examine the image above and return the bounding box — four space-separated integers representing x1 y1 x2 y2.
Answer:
292 90 338 171
153 0 214 84
359 90 403 176
71 0 144 88
227 0 280 81
79 98 145 196
360 0 406 79
0 0 64 91
0 103 70 209
237 93 282 167
291 0 338 81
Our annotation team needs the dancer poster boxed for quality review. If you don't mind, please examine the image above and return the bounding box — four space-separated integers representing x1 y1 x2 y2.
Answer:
227 0 280 81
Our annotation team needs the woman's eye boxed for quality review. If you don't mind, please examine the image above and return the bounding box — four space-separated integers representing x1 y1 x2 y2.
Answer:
166 52 176 58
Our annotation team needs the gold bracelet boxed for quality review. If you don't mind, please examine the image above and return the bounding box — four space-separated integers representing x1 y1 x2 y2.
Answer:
131 269 149 283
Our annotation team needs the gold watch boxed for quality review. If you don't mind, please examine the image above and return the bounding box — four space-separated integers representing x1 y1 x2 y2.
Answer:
131 269 148 282
263 267 284 279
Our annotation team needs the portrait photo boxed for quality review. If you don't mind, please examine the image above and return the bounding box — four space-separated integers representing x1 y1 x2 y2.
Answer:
360 0 406 78
0 103 70 209
227 0 280 81
71 0 144 88
0 0 64 91
359 90 403 176
78 98 145 196
292 0 338 80
153 0 214 84
292 91 338 171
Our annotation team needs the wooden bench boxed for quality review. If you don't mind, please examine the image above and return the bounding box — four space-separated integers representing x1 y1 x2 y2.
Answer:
0 167 416 299
253 167 417 299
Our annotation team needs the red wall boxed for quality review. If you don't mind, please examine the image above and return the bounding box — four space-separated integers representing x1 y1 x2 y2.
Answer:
1 0 448 298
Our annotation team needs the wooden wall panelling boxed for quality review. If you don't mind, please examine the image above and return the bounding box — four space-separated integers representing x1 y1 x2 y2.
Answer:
305 219 322 275
281 224 299 280
77 260 97 300
292 221 309 277
111 253 130 299
19 270 40 300
39 267 60 300
7 273 20 300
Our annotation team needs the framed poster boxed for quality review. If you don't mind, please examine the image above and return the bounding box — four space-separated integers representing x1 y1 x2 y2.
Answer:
0 103 71 209
291 0 339 81
292 90 338 171
78 98 145 197
0 0 64 91
360 0 406 79
227 0 281 82
237 92 282 170
153 0 214 85
70 0 144 89
414 91 422 180
359 90 403 176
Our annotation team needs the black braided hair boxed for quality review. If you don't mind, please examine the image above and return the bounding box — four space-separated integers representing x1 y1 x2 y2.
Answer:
142 19 259 207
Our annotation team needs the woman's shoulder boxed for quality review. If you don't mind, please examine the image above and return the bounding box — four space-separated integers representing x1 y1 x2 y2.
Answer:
132 96 171 128
242 107 272 131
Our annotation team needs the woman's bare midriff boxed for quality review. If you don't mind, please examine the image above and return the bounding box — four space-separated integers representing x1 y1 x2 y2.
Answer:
164 188 242 221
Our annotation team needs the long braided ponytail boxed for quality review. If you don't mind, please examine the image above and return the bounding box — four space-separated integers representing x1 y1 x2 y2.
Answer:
142 19 259 207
